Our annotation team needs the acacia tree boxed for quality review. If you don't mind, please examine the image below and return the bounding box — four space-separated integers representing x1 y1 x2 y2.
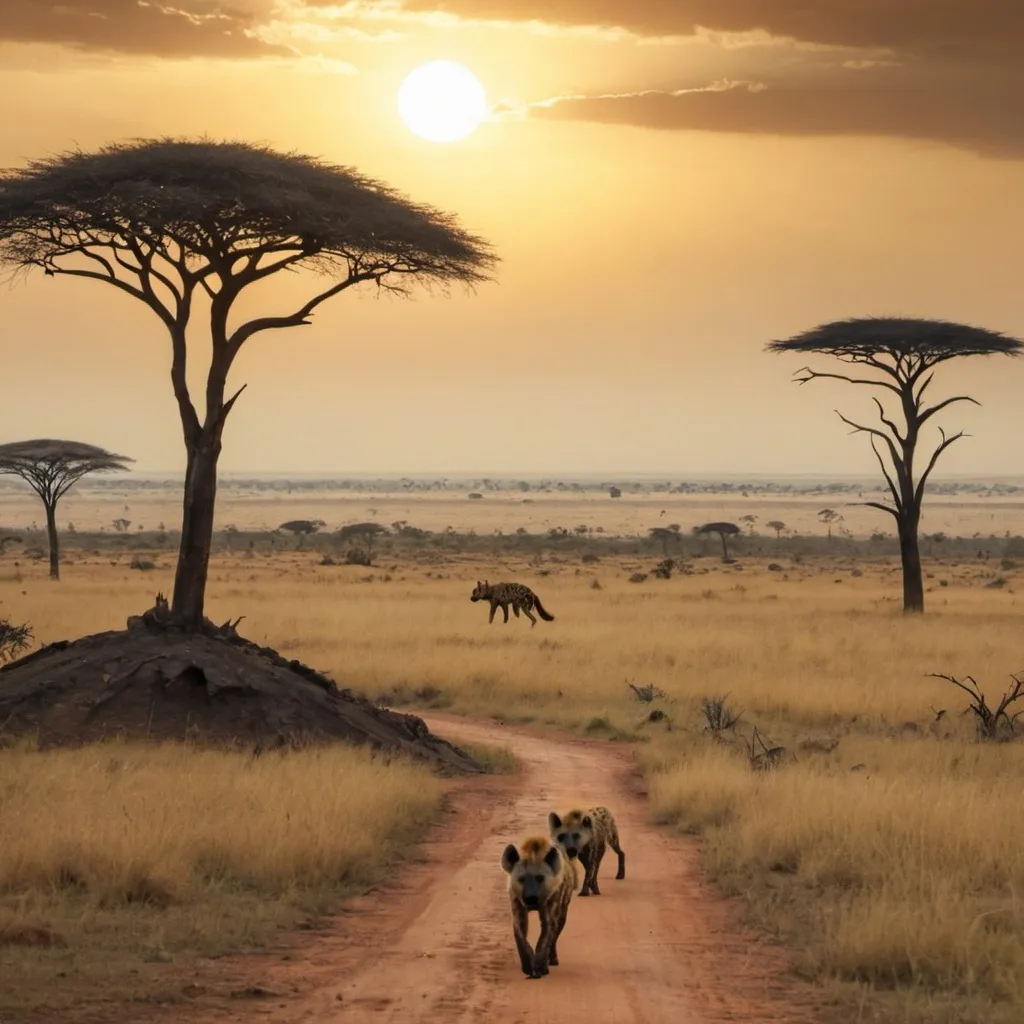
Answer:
0 139 496 628
767 317 1022 612
337 522 388 565
695 521 740 561
649 525 681 558
0 440 132 580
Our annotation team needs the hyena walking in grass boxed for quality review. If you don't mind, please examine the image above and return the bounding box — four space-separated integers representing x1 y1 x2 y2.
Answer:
500 836 578 978
548 806 626 897
470 580 554 627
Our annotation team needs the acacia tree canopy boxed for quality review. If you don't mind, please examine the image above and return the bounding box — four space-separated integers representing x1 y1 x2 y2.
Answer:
695 521 740 561
0 138 497 626
766 316 1023 612
0 439 132 580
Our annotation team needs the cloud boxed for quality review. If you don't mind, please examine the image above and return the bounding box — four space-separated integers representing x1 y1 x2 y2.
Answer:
0 0 295 59
520 70 1024 159
374 2 1021 160
392 0 1024 60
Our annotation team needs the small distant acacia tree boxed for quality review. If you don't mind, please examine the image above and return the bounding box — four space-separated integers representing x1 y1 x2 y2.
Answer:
649 525 681 558
818 508 842 538
695 521 740 561
336 522 387 565
766 519 787 538
0 440 132 580
279 518 325 549
0 139 496 628
767 317 1022 612
279 518 325 536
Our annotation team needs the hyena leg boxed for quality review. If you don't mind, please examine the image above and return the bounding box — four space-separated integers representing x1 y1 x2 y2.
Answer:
531 910 556 978
549 908 569 966
609 827 626 880
589 841 607 895
512 905 534 977
523 605 537 626
488 602 497 624
501 602 510 623
578 847 595 896
512 605 521 617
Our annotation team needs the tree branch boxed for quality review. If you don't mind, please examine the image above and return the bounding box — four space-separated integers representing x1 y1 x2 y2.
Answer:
793 366 902 394
225 268 384 354
914 370 936 406
914 427 966 507
216 383 248 429
871 396 905 444
851 500 900 520
917 394 980 427
867 436 903 514
834 409 909 498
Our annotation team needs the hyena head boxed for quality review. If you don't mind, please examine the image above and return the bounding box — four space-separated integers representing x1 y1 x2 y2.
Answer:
548 809 594 861
501 836 564 909
470 580 492 603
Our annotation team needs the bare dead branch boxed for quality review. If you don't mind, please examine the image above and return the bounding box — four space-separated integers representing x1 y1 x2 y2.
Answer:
793 366 902 394
929 672 1024 738
917 394 981 426
871 396 905 444
914 427 967 507
867 436 904 514
217 383 248 426
850 500 900 519
834 409 908 495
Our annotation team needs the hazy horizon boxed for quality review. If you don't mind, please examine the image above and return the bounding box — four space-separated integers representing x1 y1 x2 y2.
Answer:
2 2 1022 478
6 468 1024 487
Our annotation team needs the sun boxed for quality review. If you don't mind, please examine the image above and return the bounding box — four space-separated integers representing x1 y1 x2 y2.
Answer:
397 60 487 143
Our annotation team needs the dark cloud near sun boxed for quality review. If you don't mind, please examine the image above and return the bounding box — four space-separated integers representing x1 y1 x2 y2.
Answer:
393 0 1022 159
395 0 1024 59
524 71 1024 159
0 0 292 59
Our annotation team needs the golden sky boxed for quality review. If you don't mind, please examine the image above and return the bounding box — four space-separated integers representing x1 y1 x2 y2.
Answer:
1 1 1023 477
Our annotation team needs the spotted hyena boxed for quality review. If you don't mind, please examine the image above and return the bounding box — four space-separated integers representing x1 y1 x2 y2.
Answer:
548 806 625 897
470 580 554 627
500 836 579 978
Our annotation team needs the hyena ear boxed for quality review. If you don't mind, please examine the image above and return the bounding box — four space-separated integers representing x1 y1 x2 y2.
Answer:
544 845 561 872
548 811 562 831
582 815 593 829
500 844 520 873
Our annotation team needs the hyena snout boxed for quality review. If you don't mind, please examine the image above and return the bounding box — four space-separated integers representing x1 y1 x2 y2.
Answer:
563 845 579 859
523 892 540 907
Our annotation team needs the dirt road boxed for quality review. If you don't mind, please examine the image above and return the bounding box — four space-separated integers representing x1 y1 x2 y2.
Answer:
168 715 829 1024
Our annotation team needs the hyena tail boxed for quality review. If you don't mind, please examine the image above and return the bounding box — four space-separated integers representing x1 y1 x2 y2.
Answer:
533 595 555 621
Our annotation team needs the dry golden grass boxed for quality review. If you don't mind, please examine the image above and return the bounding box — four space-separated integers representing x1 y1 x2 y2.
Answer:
0 737 440 1015
640 737 1024 1019
2 540 1024 1022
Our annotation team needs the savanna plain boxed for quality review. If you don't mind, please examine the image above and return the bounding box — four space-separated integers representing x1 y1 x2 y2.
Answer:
2 485 1024 1024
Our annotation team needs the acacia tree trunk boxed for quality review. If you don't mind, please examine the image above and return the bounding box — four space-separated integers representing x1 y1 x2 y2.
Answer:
170 429 222 627
720 533 729 560
898 511 924 613
44 500 59 581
